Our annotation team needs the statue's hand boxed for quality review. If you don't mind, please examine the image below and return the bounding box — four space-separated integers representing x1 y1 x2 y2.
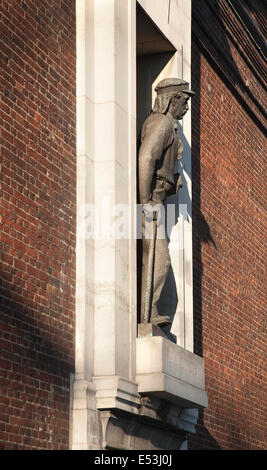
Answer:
141 203 157 220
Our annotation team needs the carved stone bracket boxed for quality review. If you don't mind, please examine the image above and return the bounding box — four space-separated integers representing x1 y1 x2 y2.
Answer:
99 409 187 450
136 336 208 408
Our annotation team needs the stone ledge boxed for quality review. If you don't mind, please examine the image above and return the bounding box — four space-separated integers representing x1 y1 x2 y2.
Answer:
135 336 208 408
92 375 141 414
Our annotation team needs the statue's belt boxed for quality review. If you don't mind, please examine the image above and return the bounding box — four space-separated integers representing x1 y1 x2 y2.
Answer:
153 175 182 196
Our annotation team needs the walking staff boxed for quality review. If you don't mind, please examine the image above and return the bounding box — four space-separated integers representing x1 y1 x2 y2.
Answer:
143 212 157 323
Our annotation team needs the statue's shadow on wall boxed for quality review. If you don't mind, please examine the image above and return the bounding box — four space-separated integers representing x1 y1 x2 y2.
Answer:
137 119 211 343
156 231 178 343
137 115 215 344
156 123 213 343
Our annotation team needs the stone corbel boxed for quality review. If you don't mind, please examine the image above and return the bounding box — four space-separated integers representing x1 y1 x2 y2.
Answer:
99 410 187 450
135 335 208 408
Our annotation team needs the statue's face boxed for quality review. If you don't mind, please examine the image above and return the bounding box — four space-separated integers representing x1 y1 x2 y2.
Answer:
169 92 190 120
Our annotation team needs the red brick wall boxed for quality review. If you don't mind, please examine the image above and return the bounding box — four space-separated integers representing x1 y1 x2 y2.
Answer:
190 0 266 450
0 0 76 449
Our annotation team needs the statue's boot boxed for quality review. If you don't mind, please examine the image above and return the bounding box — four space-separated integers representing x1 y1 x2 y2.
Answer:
150 313 171 327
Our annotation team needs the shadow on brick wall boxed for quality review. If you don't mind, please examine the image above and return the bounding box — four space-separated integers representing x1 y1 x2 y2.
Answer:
191 37 216 359
188 410 222 450
189 0 258 451
0 274 74 449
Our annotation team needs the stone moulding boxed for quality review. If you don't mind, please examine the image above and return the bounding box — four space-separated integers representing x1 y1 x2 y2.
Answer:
92 375 140 414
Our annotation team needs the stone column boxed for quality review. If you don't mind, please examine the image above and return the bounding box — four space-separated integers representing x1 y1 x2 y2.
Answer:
72 0 138 449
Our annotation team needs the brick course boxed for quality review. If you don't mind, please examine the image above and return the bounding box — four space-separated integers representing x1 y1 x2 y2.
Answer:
0 0 76 449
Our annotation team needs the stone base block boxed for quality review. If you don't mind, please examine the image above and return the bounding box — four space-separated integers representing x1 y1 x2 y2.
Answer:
136 336 208 408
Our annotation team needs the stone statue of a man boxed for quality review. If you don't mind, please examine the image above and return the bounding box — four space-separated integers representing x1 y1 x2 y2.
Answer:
139 78 195 327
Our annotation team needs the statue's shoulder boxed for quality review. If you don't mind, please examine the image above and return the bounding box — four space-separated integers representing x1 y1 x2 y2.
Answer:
141 113 173 144
144 112 168 124
142 113 171 132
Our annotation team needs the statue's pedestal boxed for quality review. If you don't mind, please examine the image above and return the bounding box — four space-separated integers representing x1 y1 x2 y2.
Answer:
136 335 208 409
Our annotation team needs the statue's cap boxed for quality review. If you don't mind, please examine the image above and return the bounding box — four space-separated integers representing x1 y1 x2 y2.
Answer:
155 78 195 95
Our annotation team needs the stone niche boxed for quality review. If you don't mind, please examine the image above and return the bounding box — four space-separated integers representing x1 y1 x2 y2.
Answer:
135 0 207 415
72 0 207 451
